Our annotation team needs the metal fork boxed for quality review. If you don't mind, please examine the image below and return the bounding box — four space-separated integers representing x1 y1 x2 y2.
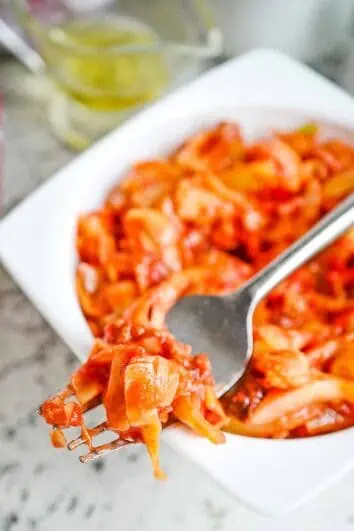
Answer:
46 390 138 462
58 193 353 463
167 193 354 397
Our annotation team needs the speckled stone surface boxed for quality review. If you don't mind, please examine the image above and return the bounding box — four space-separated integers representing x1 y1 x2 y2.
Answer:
2 58 354 531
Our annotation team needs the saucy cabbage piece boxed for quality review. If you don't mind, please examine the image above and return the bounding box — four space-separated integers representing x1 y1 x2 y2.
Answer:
40 122 354 476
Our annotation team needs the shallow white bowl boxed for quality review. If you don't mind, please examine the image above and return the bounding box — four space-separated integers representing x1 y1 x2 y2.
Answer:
1 49 354 516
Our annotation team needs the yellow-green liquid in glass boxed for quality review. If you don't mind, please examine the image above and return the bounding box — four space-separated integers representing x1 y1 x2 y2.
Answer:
33 16 169 112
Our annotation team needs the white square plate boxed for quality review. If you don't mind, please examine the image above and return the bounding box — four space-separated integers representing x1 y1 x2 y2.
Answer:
1 49 354 516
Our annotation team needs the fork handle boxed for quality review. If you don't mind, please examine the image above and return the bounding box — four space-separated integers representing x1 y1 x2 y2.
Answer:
245 193 354 304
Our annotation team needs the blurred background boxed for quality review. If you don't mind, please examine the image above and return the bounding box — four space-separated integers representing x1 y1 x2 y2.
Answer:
2 2 354 531
1 0 354 150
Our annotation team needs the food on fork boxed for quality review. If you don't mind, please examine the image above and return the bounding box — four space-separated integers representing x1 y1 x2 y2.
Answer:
40 121 354 476
40 323 226 478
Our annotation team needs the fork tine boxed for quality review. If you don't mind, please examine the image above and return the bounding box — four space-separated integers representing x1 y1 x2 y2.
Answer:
79 437 136 463
67 421 107 451
43 388 137 461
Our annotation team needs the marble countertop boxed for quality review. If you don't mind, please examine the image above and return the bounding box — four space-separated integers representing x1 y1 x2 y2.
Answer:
2 58 354 531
